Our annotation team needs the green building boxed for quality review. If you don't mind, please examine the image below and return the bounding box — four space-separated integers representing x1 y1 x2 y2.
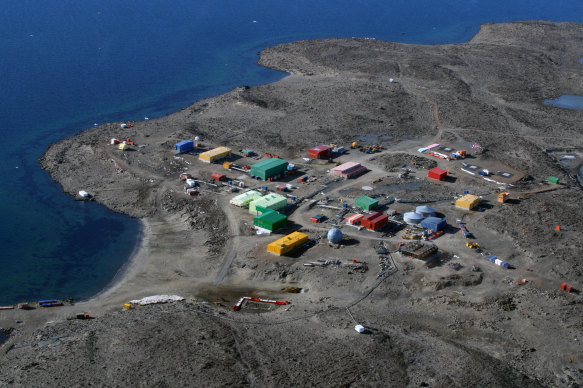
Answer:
355 195 378 211
250 158 289 181
249 193 288 215
254 209 288 232
229 190 262 207
548 176 560 184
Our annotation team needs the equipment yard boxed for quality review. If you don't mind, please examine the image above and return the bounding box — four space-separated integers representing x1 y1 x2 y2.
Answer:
1 21 582 387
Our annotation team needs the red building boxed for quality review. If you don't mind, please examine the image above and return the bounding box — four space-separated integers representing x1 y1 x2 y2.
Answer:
361 212 389 231
307 145 332 159
210 172 227 182
428 168 448 181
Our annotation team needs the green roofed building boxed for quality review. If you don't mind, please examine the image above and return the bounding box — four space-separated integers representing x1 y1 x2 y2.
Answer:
548 176 559 184
355 195 378 211
254 209 288 232
229 190 262 207
249 193 288 215
250 158 289 181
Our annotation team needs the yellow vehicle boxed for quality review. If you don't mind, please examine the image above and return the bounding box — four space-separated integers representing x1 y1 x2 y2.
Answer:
466 242 479 249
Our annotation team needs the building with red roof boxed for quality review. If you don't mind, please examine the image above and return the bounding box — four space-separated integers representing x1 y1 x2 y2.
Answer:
428 168 448 181
307 145 332 159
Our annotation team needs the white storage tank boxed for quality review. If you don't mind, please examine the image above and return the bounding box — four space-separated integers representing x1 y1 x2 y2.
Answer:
415 205 435 218
403 212 424 225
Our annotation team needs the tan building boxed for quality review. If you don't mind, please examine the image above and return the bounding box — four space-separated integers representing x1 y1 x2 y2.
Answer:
199 147 232 163
456 194 481 210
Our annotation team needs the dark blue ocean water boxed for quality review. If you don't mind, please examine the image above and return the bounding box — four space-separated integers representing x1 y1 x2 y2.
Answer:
1 1 582 305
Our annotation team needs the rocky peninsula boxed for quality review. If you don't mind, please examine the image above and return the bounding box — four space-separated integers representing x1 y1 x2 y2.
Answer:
1 21 582 387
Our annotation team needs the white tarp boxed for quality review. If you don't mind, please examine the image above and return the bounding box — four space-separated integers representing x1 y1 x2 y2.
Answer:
130 295 185 306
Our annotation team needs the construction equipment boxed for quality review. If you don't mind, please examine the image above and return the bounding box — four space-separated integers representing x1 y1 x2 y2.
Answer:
466 242 479 249
351 141 358 149
402 228 422 240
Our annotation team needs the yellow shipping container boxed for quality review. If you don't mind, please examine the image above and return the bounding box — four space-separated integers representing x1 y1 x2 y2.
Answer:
267 232 309 256
199 146 232 163
456 194 481 210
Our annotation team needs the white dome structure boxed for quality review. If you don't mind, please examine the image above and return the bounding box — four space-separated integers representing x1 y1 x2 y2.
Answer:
404 212 424 225
327 228 343 244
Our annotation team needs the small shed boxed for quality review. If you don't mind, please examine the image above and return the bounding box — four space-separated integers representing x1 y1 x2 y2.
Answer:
361 212 389 231
355 196 378 211
548 176 560 184
310 214 326 223
456 194 481 210
173 140 194 154
420 217 447 232
498 192 509 203
307 145 332 159
254 209 287 232
210 172 226 182
428 168 448 181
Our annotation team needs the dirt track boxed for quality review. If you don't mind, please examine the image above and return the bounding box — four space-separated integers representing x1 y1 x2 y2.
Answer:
1 21 583 387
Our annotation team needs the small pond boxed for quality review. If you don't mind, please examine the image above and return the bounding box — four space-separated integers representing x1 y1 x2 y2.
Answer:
543 95 583 110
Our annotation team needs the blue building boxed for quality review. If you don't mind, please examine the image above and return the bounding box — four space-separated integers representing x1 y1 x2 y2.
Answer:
173 140 194 154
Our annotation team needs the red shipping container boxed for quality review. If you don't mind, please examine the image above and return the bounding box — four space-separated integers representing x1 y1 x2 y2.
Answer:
428 168 448 181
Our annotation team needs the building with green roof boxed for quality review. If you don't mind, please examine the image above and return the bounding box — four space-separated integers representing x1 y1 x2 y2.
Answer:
249 193 288 215
355 195 379 211
250 158 289 181
229 190 262 207
254 209 288 232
